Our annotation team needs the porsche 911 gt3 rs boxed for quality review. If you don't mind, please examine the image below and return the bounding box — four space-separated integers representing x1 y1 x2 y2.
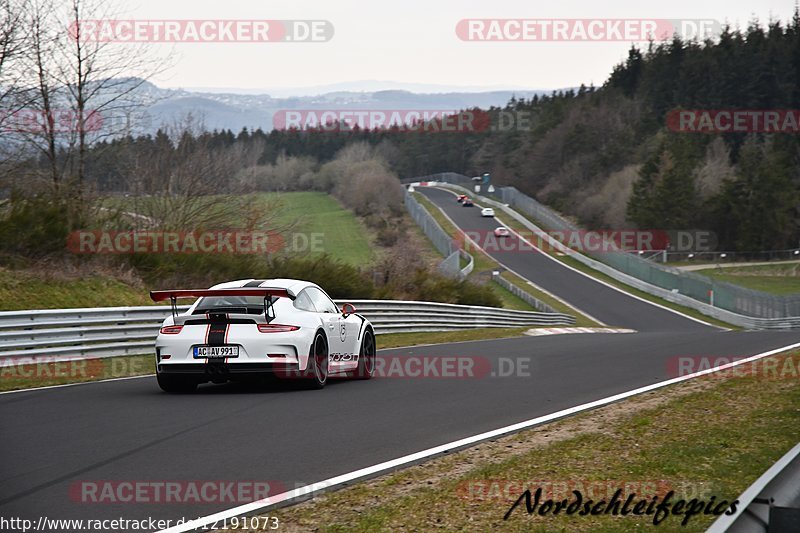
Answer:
150 279 376 392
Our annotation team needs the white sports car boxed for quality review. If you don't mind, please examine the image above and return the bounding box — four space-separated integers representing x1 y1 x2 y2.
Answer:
150 279 376 392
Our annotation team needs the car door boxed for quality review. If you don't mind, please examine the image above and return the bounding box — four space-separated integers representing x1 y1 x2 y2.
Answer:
305 287 349 368
322 293 362 360
340 307 364 357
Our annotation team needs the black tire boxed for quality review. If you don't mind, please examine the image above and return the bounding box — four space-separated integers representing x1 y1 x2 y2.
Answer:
355 328 376 379
157 373 198 393
304 331 328 389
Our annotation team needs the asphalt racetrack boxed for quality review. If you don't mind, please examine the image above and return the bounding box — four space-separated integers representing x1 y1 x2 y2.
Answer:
1 186 797 530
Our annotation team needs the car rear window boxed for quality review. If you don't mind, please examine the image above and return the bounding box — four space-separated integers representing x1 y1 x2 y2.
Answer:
193 295 277 315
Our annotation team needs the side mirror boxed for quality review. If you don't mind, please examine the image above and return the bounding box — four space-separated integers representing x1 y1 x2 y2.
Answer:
341 303 357 317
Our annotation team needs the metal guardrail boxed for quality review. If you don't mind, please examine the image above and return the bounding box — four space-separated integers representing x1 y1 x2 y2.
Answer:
423 177 800 329
0 300 574 361
405 188 473 280
492 273 558 313
459 249 475 277
708 441 800 532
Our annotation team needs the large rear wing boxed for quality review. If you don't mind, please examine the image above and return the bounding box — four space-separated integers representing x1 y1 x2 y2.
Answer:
150 287 293 319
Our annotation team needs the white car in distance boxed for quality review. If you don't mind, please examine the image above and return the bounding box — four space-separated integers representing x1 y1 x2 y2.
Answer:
481 207 495 217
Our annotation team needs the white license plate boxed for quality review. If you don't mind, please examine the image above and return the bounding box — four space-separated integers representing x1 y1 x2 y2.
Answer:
194 346 239 358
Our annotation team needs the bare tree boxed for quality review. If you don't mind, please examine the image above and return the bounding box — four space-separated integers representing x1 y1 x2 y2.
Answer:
0 0 30 128
9 0 168 204
115 115 297 236
0 0 35 187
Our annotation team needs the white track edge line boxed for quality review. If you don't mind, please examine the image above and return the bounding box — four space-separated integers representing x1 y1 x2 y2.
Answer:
158 340 800 533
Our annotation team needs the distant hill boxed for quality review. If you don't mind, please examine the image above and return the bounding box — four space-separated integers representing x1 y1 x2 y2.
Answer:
127 81 550 133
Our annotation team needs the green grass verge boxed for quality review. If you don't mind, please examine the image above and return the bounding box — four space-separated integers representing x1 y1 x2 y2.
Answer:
0 354 154 392
413 191 461 237
0 328 530 392
378 327 529 349
695 263 800 295
0 269 153 311
252 349 800 532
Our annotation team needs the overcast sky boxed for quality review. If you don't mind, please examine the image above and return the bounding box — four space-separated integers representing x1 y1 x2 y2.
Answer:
115 0 797 93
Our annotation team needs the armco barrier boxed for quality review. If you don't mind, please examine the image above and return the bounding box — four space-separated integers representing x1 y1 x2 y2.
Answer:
708 441 800 532
0 300 574 361
427 179 800 330
492 273 557 313
405 189 473 280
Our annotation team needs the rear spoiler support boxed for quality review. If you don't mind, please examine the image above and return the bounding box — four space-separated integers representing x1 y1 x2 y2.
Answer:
264 295 275 323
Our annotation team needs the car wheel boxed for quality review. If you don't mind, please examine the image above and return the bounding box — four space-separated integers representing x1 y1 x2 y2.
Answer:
157 373 198 393
355 328 376 379
304 331 328 389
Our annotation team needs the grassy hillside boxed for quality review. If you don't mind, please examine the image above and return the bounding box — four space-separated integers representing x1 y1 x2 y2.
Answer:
104 191 375 266
260 192 376 266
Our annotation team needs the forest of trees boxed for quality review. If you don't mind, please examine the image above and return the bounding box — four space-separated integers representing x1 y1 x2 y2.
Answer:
4 11 800 253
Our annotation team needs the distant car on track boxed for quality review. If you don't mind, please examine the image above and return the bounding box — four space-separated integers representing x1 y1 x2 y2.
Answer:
494 227 510 237
457 194 468 203
481 207 495 217
462 197 474 207
150 278 376 392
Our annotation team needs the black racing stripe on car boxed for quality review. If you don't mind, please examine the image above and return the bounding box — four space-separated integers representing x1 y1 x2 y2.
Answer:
206 313 230 346
244 280 267 287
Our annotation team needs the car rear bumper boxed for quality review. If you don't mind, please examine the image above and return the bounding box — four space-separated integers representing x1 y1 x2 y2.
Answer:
157 361 303 381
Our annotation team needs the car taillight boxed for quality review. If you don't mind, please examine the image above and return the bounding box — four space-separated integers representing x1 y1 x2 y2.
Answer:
160 325 183 334
257 324 300 333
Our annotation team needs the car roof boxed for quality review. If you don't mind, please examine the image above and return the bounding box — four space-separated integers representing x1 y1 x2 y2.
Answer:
210 278 317 296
